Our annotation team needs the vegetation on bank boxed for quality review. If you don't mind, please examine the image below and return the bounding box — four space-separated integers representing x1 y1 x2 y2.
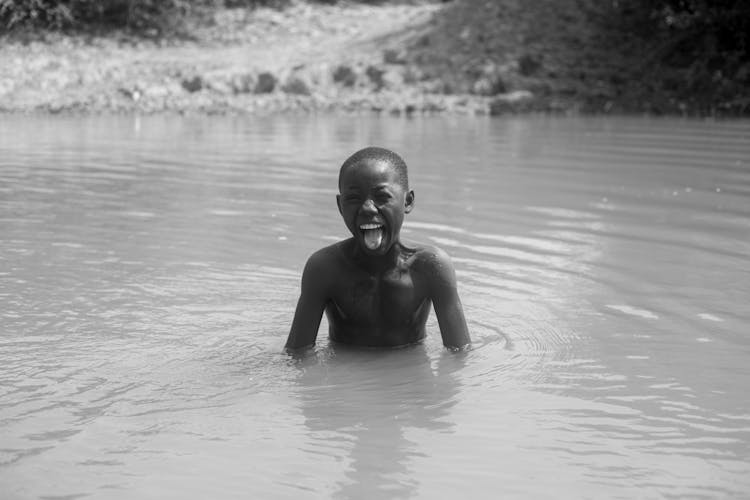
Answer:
1 0 748 115
397 0 749 115
602 0 750 113
0 0 348 33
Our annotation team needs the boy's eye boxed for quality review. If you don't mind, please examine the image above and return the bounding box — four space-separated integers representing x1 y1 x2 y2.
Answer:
344 195 361 203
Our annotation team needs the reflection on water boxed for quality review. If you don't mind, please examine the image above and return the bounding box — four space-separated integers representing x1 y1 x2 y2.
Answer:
292 346 465 499
1 115 749 499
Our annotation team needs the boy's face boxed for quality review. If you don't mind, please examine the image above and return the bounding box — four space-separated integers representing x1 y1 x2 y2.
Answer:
337 159 414 256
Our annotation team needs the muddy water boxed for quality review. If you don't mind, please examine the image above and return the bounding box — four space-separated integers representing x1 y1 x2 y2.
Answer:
1 115 749 499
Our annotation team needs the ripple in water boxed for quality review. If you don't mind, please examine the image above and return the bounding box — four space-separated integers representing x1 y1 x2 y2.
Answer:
1 115 749 499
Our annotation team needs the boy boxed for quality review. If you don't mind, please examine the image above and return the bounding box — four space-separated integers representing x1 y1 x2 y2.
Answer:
285 147 470 351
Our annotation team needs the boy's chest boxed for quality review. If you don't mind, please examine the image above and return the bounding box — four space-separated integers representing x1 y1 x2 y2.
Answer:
330 267 428 325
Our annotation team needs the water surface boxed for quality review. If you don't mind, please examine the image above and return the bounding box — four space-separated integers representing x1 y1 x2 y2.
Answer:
1 115 749 499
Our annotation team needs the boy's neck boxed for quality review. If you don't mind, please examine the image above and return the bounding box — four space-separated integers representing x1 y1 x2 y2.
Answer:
350 238 403 274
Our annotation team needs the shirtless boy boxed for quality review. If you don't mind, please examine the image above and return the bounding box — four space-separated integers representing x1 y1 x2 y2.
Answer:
285 147 471 350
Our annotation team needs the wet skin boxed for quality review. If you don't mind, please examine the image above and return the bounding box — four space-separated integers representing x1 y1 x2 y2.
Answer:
285 158 470 350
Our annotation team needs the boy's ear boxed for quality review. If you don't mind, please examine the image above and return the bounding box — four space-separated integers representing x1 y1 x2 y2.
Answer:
404 190 415 214
336 194 343 215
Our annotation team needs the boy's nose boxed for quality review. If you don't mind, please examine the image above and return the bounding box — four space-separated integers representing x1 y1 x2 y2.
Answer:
360 199 377 214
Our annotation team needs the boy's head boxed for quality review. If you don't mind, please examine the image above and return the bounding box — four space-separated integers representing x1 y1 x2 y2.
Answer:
338 147 408 192
336 147 414 256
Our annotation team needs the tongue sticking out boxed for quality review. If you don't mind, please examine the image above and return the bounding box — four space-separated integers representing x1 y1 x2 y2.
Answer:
363 228 383 250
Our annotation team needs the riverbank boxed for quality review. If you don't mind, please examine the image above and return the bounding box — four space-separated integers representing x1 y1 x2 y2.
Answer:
1 0 747 116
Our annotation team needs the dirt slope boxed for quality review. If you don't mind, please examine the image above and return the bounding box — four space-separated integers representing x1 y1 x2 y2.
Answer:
0 2 450 113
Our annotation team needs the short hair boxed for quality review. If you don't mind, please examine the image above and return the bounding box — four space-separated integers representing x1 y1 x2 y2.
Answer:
338 147 409 191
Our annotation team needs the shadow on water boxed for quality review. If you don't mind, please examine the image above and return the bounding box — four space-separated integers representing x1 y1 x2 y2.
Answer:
288 344 466 498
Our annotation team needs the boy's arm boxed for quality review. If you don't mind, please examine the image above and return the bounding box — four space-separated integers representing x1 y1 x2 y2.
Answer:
285 252 330 351
426 249 471 349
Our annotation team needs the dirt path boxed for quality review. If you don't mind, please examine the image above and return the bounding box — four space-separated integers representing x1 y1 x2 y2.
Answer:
0 2 446 114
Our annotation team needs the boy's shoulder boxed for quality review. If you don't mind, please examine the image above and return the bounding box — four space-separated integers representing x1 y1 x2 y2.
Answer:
304 240 346 269
410 241 451 261
407 242 455 274
298 241 346 293
308 239 349 258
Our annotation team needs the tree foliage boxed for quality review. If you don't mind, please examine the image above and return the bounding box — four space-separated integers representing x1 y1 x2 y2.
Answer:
2 0 173 31
0 0 317 33
607 0 750 111
613 0 749 60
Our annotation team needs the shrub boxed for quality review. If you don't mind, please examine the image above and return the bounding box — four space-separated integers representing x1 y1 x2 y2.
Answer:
609 0 750 67
596 0 750 111
0 0 302 33
0 0 196 32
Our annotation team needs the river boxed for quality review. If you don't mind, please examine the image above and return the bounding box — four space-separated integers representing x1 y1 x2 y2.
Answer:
1 115 749 499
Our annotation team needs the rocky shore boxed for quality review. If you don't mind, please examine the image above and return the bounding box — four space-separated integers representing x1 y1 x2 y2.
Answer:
1 0 746 116
0 2 551 115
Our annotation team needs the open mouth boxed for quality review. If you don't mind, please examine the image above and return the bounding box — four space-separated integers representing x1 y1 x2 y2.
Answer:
359 223 384 250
